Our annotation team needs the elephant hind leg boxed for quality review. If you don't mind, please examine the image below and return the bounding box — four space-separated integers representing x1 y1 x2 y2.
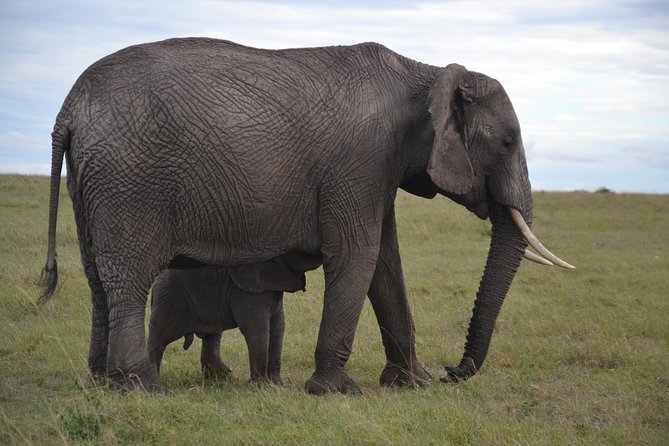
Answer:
105 282 166 391
69 190 109 383
368 209 432 387
80 169 174 391
97 249 169 392
87 268 109 385
146 315 180 376
147 338 167 374
76 224 109 384
200 333 232 378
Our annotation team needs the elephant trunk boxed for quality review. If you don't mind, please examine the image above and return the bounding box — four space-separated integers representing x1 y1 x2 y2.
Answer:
443 203 527 381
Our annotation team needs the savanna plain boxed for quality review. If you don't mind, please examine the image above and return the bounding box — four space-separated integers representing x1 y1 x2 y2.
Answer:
0 174 667 445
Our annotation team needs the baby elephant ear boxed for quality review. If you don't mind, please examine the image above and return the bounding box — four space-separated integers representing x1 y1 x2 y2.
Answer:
427 64 474 195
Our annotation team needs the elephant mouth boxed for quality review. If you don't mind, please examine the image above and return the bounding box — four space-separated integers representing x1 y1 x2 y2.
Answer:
472 201 489 220
487 196 574 270
450 180 490 219
448 181 574 269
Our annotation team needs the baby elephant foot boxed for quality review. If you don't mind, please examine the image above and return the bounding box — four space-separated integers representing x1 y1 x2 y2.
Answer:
440 358 477 383
249 374 282 386
202 360 233 379
380 360 433 388
269 372 284 385
305 369 362 395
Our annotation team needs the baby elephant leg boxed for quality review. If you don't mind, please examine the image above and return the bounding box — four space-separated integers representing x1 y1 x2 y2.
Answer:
200 333 232 378
232 293 278 384
267 294 285 385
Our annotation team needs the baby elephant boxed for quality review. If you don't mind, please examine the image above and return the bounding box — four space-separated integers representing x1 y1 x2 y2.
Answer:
148 253 321 384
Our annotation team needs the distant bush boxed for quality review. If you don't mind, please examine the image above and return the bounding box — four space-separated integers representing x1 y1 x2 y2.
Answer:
595 187 614 194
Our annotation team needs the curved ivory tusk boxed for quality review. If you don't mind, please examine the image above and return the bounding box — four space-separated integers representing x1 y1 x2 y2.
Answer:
523 249 554 266
509 208 576 269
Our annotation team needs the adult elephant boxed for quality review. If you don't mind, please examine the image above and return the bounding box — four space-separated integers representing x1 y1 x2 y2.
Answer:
40 38 572 393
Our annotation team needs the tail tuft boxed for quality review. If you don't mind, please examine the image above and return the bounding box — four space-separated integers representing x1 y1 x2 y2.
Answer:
38 258 58 305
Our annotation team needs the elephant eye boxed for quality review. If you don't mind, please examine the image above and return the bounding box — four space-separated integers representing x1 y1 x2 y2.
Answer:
502 135 513 148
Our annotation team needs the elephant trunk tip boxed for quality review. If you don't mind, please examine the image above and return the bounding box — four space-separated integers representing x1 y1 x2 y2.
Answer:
441 357 478 383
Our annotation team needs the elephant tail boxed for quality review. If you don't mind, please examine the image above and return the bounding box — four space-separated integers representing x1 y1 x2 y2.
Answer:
39 121 70 305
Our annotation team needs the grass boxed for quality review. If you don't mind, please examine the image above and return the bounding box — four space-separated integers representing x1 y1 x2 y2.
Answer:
1 174 667 445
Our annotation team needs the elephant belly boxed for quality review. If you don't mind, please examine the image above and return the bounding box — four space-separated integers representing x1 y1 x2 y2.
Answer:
171 193 322 267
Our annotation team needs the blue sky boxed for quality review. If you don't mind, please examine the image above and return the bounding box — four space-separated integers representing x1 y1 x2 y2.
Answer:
1 0 668 192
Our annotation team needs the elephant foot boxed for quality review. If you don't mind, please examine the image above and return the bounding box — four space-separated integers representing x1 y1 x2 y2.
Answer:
107 364 168 393
200 334 231 379
85 369 108 388
379 360 433 388
202 360 233 379
249 373 283 386
269 372 284 385
304 370 362 395
440 357 477 383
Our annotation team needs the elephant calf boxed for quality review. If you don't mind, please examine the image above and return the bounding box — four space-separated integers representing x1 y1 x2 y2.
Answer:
148 258 312 384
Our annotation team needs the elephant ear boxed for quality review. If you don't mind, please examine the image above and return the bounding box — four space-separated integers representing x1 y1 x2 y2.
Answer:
230 260 305 294
426 64 474 195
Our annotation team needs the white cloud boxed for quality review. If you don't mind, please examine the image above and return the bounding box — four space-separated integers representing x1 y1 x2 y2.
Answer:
0 131 49 152
1 0 668 191
0 161 51 175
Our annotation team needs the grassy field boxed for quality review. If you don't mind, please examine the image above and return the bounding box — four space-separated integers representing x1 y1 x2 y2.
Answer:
0 174 667 445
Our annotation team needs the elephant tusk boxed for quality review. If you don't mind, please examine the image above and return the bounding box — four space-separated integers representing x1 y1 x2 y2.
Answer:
523 249 554 266
509 208 576 269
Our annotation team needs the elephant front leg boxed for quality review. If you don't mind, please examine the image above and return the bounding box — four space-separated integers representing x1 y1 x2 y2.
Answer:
303 178 389 395
304 244 380 395
239 319 272 384
267 295 286 385
234 293 278 384
368 209 433 387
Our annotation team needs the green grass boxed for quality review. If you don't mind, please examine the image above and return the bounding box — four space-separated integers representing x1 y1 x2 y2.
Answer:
1 174 667 445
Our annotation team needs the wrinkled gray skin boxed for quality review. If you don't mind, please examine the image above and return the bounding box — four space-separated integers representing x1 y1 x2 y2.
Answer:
42 38 533 393
148 256 313 384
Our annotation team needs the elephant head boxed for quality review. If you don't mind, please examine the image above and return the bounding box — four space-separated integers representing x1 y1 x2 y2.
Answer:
424 63 573 381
